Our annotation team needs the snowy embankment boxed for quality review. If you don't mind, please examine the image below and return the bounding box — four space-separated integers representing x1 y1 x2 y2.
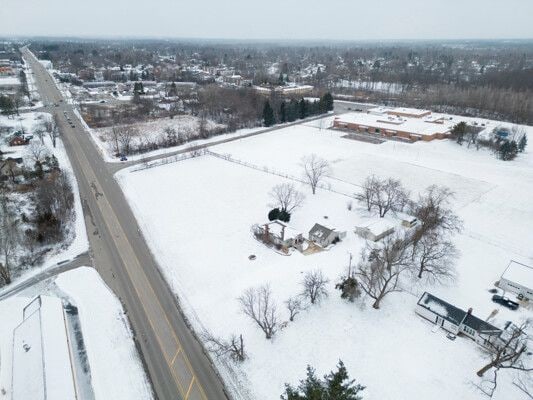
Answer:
117 115 532 400
55 267 154 400
0 111 88 288
0 267 153 400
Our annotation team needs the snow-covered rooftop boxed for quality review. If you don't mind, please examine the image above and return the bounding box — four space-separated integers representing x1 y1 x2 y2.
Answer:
357 217 396 236
12 296 76 400
265 220 302 240
501 260 533 289
336 112 452 137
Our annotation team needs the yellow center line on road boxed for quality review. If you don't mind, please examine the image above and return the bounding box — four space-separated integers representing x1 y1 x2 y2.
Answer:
185 377 196 400
171 348 182 365
30 55 209 398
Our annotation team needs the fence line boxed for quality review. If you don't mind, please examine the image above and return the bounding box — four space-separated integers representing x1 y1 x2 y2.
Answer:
130 149 207 172
205 150 354 198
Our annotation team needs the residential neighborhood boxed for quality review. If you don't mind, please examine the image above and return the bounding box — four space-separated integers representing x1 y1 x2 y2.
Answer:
0 3 532 400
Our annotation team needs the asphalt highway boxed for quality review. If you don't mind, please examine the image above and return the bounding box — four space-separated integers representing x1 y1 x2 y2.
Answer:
22 47 229 400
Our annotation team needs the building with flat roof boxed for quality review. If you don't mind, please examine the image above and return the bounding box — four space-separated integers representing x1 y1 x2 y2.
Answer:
498 260 533 300
333 110 453 142
12 296 77 400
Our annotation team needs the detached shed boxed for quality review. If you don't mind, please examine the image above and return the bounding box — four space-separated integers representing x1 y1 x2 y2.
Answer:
498 260 533 300
355 218 396 242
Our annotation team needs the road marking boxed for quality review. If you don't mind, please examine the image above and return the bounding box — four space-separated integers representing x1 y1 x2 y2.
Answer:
185 377 196 399
26 53 210 399
171 348 181 365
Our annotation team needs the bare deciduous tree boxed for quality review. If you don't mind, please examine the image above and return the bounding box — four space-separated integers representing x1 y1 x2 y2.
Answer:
28 141 49 165
269 183 305 214
238 285 279 339
358 175 409 217
411 185 463 242
301 269 329 304
359 175 380 212
411 232 458 283
373 177 409 218
475 321 531 398
477 321 531 378
202 331 246 362
356 234 411 309
0 190 20 286
285 297 303 321
301 154 330 195
44 115 59 148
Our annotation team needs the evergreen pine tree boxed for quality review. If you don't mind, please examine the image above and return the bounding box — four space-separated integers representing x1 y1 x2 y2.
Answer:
321 92 334 112
325 361 365 400
263 101 275 127
280 102 287 123
299 99 308 119
281 362 365 400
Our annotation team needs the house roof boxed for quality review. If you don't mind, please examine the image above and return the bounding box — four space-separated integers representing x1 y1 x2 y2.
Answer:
417 292 501 335
335 112 452 137
265 220 301 240
501 260 533 289
356 218 396 236
309 223 334 239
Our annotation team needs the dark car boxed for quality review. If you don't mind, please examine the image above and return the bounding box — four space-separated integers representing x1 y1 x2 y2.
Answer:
491 295 519 310
120 155 128 162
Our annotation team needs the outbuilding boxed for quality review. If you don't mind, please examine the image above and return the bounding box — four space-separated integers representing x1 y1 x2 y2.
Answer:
355 218 396 242
498 260 533 300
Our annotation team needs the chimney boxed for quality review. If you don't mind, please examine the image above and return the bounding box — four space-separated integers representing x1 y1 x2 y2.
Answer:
281 224 285 241
467 307 473 315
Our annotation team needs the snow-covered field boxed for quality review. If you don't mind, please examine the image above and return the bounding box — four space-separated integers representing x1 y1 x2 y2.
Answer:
0 112 88 285
0 267 153 400
117 116 533 400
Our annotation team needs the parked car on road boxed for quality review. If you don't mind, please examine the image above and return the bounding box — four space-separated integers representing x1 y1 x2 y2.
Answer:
491 295 519 310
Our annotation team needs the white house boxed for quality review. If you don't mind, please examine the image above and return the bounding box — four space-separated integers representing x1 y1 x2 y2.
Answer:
416 292 502 348
355 218 396 242
308 223 345 247
498 260 533 300
12 296 78 400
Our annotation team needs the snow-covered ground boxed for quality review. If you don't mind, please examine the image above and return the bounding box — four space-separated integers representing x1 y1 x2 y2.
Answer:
117 115 532 400
0 112 88 285
0 267 153 400
82 113 265 163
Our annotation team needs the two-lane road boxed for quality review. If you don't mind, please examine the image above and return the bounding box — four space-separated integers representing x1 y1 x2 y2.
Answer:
21 48 229 400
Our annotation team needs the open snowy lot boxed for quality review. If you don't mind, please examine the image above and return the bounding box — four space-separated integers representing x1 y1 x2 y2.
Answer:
117 117 533 400
0 267 152 400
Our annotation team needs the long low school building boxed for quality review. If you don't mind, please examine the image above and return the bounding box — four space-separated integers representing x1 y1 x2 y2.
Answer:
333 112 452 142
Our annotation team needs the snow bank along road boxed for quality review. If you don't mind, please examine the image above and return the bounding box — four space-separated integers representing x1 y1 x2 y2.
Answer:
22 47 229 400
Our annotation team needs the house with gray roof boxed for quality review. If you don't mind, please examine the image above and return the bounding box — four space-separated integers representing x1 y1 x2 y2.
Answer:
308 223 345 248
416 292 502 348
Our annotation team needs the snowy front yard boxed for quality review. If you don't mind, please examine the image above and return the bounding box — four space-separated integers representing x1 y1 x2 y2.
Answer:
117 117 533 400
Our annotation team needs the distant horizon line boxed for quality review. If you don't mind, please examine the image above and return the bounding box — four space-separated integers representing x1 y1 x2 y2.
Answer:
2 34 533 44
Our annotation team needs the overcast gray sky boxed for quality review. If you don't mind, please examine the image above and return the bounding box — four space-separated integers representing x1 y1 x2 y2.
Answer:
1 0 532 40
